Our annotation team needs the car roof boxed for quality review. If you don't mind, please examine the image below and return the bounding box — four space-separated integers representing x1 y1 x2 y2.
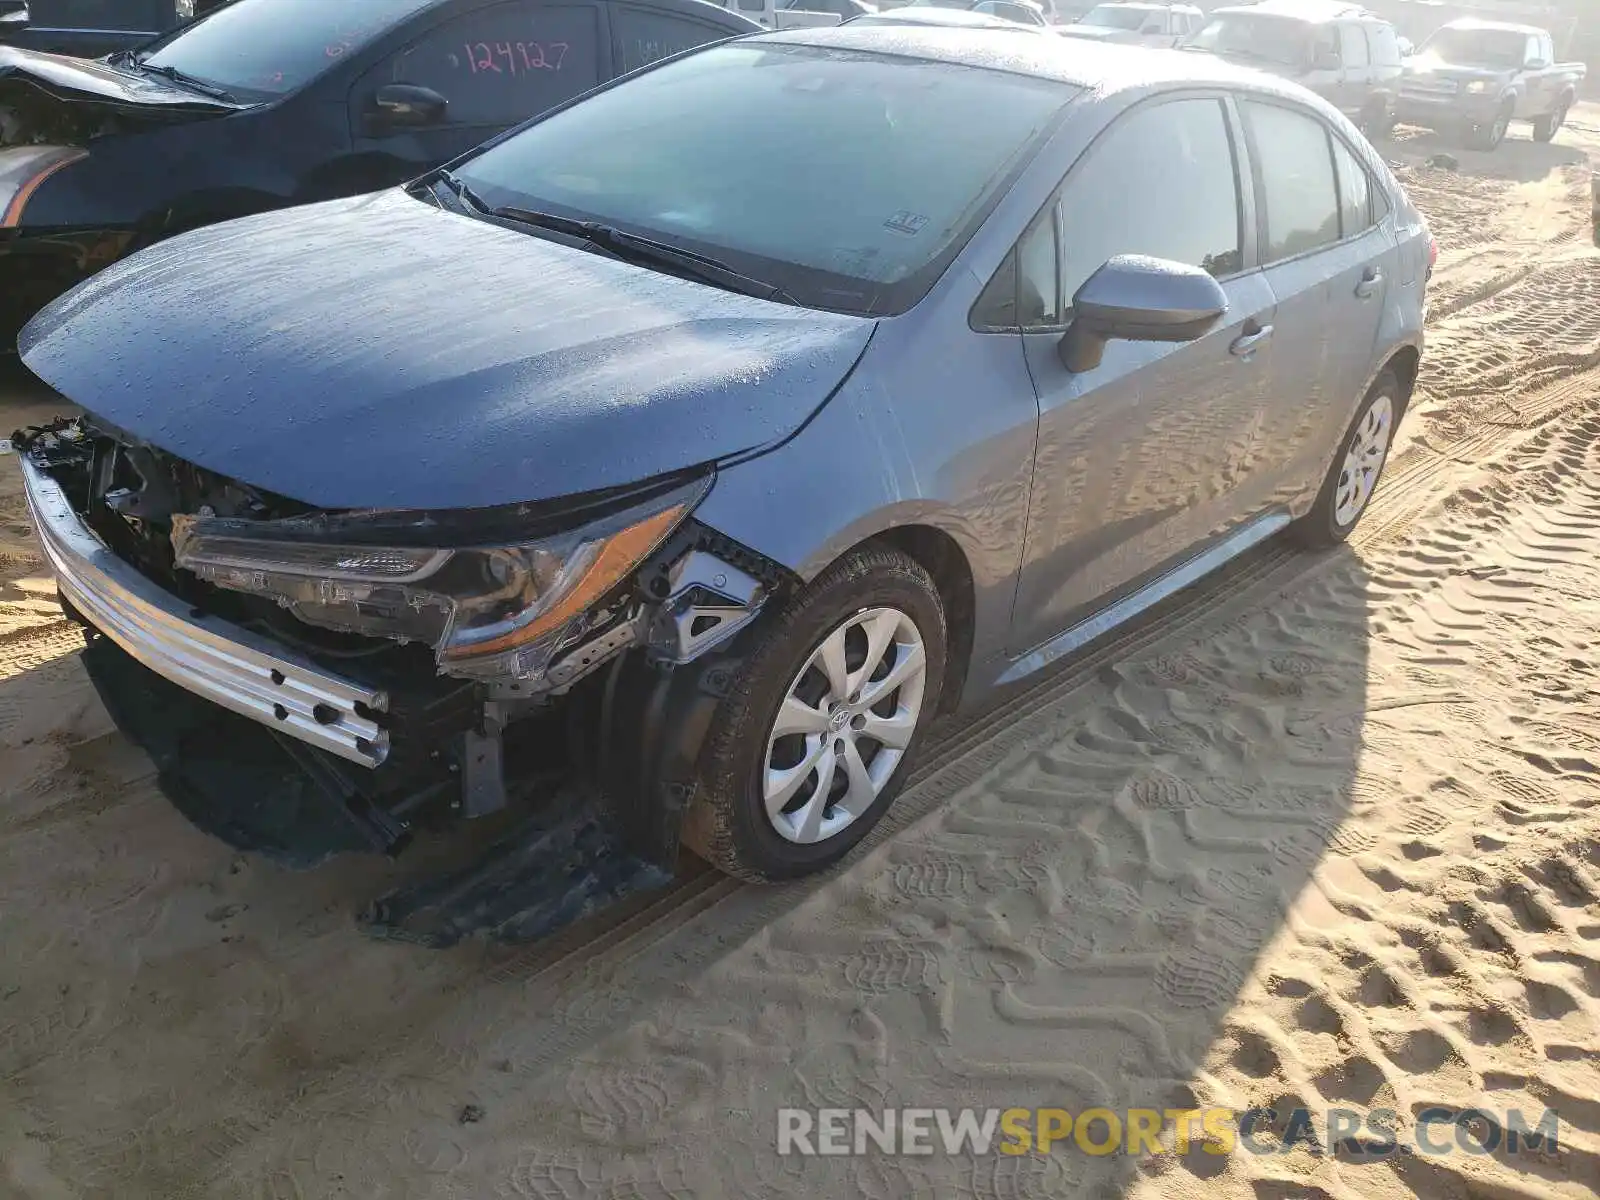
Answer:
1438 18 1543 36
761 24 1302 89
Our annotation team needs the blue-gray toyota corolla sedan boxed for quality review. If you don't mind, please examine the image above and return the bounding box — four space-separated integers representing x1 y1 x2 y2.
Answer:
12 25 1431 918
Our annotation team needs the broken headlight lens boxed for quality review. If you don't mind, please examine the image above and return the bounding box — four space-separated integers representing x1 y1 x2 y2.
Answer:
170 476 710 681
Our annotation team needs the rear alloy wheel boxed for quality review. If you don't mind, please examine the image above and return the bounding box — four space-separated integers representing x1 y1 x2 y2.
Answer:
1533 100 1570 143
1293 369 1401 548
683 545 946 882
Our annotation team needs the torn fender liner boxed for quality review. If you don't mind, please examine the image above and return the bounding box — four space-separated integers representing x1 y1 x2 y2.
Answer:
360 798 676 949
361 616 752 949
0 45 242 112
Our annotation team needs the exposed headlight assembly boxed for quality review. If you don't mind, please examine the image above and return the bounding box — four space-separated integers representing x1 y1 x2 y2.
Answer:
1465 80 1490 94
171 475 710 683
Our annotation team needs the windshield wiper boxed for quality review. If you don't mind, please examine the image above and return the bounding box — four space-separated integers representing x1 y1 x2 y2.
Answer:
434 169 492 216
120 57 238 103
490 205 801 306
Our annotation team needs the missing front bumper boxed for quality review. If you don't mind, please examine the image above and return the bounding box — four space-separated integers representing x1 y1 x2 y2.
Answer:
18 451 392 767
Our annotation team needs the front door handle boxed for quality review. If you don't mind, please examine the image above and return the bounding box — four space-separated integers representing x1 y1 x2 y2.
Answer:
1355 267 1383 299
1229 322 1274 358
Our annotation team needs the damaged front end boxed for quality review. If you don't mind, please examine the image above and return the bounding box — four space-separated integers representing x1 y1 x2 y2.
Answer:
13 415 786 942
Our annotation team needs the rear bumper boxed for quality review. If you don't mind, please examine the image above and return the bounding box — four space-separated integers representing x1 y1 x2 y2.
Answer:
17 451 391 767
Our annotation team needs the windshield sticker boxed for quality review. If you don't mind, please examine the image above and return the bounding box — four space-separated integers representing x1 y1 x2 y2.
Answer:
884 211 930 237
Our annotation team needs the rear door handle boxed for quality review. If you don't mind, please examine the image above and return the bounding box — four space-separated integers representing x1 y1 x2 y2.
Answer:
1355 267 1383 299
1229 323 1274 358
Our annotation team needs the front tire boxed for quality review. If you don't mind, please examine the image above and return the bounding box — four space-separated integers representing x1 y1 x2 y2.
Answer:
682 544 947 882
1292 369 1403 549
1466 102 1513 151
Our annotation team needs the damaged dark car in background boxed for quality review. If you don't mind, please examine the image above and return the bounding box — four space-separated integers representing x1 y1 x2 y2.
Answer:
0 0 757 345
12 27 1429 946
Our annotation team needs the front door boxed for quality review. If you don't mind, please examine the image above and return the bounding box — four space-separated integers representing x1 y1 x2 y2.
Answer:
346 0 609 191
1007 93 1278 656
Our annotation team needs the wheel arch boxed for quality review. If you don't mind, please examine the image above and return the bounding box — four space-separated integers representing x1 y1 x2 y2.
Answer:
1384 343 1421 413
858 524 977 716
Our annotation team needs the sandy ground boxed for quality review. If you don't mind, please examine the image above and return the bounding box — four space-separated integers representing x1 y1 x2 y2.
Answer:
3 112 1600 1200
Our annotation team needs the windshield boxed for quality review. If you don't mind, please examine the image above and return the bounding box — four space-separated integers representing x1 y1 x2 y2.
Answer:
906 0 976 10
139 0 434 101
1420 27 1527 68
1186 13 1312 68
1080 6 1149 29
451 43 1069 316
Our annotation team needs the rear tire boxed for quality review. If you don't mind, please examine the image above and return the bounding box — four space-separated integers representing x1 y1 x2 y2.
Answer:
1292 369 1403 549
682 544 947 882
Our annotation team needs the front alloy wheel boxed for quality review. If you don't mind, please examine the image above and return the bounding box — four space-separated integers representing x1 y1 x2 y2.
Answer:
764 607 927 845
683 545 947 882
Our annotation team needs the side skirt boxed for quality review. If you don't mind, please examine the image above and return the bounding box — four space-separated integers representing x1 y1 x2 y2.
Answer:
995 510 1292 688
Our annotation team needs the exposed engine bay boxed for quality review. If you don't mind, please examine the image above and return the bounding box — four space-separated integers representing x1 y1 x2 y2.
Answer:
12 414 789 939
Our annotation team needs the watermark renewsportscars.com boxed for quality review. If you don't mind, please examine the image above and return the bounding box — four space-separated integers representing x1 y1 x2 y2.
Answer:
776 1106 1561 1160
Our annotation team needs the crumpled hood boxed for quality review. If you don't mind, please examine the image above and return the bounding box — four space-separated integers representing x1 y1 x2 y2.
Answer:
0 44 241 111
20 188 877 511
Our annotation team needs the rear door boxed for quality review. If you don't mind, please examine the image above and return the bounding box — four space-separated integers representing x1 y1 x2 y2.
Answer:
1237 97 1394 506
347 0 610 185
1005 92 1278 655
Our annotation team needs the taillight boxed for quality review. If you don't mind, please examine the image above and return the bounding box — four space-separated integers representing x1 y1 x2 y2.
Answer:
1425 231 1437 283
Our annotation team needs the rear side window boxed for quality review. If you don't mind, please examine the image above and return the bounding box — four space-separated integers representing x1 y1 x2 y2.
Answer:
1330 136 1373 237
1241 100 1339 261
1366 22 1401 66
1056 97 1243 304
359 1 602 127
612 6 729 73
1338 22 1368 67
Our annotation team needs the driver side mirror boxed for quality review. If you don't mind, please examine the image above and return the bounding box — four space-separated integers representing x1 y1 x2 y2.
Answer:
1058 255 1227 373
1526 57 1550 70
1312 46 1341 71
367 83 449 134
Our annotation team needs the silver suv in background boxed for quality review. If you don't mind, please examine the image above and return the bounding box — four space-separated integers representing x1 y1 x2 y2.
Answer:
1185 0 1405 136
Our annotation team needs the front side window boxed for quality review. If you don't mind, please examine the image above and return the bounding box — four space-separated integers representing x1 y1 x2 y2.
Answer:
138 0 435 100
357 2 602 127
1338 22 1368 67
1057 97 1243 303
453 43 1073 315
1241 100 1340 261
